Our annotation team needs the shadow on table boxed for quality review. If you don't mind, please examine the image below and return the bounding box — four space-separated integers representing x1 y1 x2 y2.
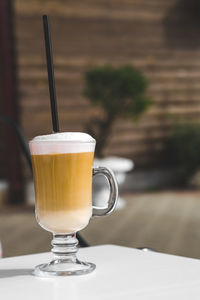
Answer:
0 269 33 278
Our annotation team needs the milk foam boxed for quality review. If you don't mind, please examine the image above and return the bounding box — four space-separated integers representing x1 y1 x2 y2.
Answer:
32 132 95 142
29 132 95 154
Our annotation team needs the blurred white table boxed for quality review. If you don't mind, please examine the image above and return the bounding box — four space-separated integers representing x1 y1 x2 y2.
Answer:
1 245 200 299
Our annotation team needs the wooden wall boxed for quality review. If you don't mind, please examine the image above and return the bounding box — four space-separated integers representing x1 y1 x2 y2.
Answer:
13 0 200 170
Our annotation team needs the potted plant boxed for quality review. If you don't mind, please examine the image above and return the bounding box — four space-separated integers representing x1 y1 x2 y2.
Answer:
84 65 152 208
165 122 200 187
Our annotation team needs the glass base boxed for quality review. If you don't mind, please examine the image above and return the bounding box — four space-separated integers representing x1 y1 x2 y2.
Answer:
34 234 96 277
34 260 96 277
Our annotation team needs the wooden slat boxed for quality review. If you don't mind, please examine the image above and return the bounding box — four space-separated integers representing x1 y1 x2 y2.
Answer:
14 0 170 21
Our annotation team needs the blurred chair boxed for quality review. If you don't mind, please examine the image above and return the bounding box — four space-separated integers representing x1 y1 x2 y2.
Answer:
0 114 32 170
0 114 89 247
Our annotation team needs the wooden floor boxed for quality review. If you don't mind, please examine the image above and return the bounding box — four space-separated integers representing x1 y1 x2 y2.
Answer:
1 190 200 259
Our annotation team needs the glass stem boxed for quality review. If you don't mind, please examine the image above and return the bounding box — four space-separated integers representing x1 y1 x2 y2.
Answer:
51 234 79 262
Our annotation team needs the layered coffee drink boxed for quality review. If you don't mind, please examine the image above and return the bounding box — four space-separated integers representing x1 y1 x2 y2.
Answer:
29 132 95 234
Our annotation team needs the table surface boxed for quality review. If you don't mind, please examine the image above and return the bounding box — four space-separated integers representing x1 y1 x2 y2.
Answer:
1 245 200 299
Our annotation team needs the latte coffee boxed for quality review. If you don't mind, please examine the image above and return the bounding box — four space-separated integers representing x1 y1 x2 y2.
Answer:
29 132 95 234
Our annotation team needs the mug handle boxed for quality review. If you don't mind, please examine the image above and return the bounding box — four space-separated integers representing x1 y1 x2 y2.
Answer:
92 166 118 217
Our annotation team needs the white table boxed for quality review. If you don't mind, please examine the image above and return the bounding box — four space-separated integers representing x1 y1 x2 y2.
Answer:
1 245 200 299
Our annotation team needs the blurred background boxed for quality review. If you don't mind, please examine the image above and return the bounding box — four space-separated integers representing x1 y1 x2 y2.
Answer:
1 0 200 259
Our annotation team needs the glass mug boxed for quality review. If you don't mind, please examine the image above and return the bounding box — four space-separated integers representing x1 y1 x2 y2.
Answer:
29 133 118 277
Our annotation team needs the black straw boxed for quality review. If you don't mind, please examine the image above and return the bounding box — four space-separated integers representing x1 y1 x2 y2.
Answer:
43 15 59 133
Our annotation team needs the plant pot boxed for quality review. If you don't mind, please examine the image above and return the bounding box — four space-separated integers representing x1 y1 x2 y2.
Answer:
93 156 134 210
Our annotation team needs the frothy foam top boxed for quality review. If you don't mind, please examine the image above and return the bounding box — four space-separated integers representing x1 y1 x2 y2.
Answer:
32 132 95 142
29 132 95 154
